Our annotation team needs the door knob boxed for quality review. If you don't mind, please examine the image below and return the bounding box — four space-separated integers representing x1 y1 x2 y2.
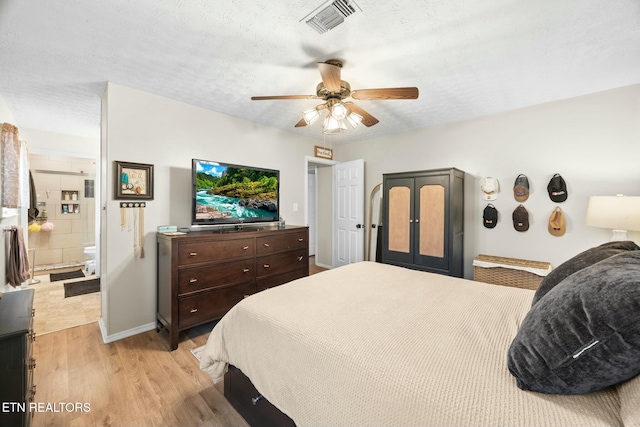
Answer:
356 224 363 229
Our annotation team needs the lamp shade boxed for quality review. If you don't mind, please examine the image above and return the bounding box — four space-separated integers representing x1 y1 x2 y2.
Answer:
302 108 320 125
585 195 640 231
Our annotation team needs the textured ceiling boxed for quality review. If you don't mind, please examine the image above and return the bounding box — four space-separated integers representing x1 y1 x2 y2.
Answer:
1 0 639 143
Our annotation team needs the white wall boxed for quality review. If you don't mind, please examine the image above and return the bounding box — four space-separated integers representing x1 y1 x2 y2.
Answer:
21 128 99 159
101 83 319 339
336 84 640 277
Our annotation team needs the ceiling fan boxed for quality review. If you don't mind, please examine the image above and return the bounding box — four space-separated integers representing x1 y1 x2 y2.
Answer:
251 60 419 134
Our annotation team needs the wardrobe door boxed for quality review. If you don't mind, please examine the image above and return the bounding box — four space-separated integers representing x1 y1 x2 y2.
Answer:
383 177 414 264
414 175 450 271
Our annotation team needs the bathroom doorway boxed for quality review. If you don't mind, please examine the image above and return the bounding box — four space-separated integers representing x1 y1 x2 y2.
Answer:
27 152 101 335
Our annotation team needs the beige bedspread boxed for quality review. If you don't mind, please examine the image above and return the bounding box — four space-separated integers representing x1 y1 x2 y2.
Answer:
201 261 622 427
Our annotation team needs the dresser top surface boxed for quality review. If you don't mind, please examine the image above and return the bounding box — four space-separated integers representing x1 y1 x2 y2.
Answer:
0 288 34 338
157 225 308 241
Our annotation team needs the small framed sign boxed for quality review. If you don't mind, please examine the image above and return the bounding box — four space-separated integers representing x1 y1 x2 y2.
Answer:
314 145 333 160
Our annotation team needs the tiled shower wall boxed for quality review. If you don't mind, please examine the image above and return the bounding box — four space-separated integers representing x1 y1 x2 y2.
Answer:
28 153 96 270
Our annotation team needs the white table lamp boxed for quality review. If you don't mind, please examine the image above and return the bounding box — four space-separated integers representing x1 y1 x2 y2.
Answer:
585 195 640 241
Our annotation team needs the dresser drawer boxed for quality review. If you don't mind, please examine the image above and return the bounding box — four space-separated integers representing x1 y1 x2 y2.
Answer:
256 231 307 255
179 282 255 329
178 260 255 295
257 267 308 292
178 238 254 265
257 249 307 277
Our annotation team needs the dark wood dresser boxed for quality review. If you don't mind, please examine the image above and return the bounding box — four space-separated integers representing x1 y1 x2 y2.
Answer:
156 225 309 350
0 289 36 427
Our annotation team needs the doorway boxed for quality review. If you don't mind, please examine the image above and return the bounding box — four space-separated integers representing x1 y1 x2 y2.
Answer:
305 156 337 269
27 151 101 335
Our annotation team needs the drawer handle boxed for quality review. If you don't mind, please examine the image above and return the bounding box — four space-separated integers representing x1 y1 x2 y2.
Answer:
263 243 270 247
243 245 249 250
189 252 198 257
243 268 250 273
297 256 304 261
298 238 304 242
251 394 264 405
263 264 270 268
190 308 198 313
189 278 198 283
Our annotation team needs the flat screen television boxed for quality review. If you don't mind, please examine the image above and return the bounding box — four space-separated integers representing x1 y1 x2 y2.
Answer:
192 159 280 226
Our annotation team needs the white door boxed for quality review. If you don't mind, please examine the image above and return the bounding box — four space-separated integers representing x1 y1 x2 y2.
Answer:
308 169 317 256
333 159 365 267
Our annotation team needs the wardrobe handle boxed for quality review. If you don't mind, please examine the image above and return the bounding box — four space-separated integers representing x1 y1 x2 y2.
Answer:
298 238 304 242
297 256 304 261
415 219 420 223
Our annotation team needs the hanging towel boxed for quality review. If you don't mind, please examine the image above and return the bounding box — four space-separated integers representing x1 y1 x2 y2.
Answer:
6 226 30 287
28 171 39 221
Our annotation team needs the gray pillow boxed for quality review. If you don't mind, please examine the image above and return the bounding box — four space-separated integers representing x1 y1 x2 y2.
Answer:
508 251 640 395
532 240 640 306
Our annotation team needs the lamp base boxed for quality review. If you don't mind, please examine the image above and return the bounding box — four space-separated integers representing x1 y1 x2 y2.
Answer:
610 229 628 241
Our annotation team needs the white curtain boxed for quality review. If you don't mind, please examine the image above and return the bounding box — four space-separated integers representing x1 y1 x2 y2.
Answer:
1 122 28 208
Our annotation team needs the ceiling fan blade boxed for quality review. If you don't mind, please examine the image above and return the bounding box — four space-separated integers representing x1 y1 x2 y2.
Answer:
295 118 307 128
344 102 379 127
251 95 317 100
351 87 419 100
317 61 342 93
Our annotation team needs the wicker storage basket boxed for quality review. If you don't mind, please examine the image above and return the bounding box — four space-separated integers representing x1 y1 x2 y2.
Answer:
473 254 552 290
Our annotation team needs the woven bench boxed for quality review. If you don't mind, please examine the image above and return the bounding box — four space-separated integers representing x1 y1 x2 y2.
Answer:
473 254 552 290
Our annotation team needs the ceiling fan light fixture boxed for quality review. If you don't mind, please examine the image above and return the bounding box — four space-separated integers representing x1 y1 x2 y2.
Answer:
331 101 348 120
346 112 362 128
323 115 347 134
302 108 320 125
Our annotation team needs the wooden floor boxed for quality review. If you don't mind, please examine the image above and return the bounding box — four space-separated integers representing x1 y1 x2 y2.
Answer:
32 321 248 427
31 256 329 427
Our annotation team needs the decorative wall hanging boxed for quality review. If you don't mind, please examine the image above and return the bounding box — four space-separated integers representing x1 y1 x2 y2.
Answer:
114 161 154 200
120 202 146 258
314 145 333 160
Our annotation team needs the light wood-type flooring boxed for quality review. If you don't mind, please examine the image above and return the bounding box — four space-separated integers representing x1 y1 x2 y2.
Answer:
31 257 328 427
32 321 248 427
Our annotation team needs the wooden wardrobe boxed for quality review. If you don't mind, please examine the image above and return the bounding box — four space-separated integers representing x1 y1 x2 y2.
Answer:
381 168 464 277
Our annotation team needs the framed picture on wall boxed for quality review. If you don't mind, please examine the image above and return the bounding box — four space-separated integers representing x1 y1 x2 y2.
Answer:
114 161 154 200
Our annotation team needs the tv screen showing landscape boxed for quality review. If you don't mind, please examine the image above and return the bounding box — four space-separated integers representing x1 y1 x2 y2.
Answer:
192 159 279 225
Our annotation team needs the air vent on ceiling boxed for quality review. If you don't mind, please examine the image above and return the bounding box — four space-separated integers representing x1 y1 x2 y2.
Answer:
302 0 360 34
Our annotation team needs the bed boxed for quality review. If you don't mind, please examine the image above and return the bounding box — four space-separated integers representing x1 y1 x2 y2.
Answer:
200 245 640 427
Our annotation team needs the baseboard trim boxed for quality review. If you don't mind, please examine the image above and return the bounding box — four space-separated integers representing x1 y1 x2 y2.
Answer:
99 318 156 344
314 262 333 270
